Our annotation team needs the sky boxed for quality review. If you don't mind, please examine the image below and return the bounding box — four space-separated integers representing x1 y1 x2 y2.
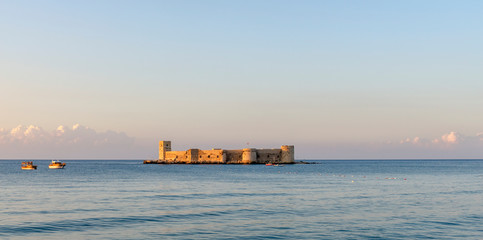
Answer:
1 0 483 159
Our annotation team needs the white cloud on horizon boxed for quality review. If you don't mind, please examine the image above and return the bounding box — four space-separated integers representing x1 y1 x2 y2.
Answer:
389 131 483 159
297 131 483 159
401 131 483 147
2 125 482 159
0 124 142 159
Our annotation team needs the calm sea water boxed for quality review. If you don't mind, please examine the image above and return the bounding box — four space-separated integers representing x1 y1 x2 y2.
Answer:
0 160 482 239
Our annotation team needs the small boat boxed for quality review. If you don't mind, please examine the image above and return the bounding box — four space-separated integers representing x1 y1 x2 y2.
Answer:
143 160 159 164
21 161 37 170
265 163 273 166
49 160 66 169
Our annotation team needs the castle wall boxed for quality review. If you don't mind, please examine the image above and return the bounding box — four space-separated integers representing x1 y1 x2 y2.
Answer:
242 148 257 164
198 149 225 164
225 150 244 164
163 149 225 164
255 149 282 163
157 141 294 164
187 149 199 164
165 150 189 163
281 145 295 163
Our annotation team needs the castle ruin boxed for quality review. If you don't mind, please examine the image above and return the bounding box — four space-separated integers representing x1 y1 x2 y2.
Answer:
156 141 294 164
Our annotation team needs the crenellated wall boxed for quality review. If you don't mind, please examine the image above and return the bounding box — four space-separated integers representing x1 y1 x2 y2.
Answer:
198 149 225 164
157 141 294 164
225 150 243 164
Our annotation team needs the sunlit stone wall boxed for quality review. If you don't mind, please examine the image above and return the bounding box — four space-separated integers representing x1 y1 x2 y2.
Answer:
158 141 294 164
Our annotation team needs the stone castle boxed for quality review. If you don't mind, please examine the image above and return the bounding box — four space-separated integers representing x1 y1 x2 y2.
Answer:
156 141 294 164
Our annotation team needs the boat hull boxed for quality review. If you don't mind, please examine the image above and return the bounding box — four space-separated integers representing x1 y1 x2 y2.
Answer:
49 164 65 169
21 166 37 170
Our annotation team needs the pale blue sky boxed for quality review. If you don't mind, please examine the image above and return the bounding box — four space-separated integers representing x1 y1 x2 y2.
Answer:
1 1 482 159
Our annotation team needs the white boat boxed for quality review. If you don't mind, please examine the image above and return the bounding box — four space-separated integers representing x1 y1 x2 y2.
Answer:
49 160 66 169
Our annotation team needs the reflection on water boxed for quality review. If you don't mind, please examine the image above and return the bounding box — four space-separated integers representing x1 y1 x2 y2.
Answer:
0 160 482 239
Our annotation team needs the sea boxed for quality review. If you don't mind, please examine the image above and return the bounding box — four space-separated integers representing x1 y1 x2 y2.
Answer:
0 159 482 239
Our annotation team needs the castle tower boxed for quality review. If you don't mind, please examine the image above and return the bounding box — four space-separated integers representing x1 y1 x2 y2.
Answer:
187 149 199 163
159 141 172 160
242 148 257 164
281 145 294 163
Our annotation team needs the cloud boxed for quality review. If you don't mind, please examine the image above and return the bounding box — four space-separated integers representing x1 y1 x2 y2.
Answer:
439 131 462 144
390 131 483 159
298 131 483 159
402 131 482 147
400 137 423 144
0 124 138 159
4 125 482 159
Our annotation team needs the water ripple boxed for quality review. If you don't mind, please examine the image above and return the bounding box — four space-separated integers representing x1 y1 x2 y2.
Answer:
0 208 260 236
1 159 482 239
